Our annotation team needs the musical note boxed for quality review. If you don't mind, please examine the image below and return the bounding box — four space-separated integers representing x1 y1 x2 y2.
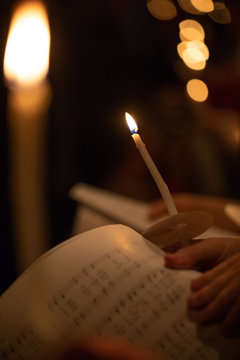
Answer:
0 328 45 360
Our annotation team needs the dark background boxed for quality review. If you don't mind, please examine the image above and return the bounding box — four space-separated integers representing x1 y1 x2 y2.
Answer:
0 0 240 293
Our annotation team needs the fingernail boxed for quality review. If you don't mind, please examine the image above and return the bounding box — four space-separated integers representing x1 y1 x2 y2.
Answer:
165 252 190 268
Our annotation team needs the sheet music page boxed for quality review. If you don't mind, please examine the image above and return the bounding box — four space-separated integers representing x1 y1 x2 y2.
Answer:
0 225 239 360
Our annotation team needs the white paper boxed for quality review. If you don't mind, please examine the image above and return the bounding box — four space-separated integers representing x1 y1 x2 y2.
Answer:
70 183 158 233
0 225 239 360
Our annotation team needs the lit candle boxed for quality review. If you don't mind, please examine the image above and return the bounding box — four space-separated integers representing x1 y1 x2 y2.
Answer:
4 1 51 272
125 112 178 216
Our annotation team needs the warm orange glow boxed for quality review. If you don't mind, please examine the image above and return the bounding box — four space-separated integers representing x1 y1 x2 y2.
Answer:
191 0 214 13
177 18 209 72
183 57 206 70
147 0 177 20
187 44 202 62
179 19 205 41
187 40 209 61
178 40 209 62
186 79 208 102
125 112 138 134
177 41 187 58
177 0 201 15
208 2 231 24
4 1 50 89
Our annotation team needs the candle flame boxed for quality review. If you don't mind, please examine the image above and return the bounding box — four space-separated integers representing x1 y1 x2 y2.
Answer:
125 112 138 134
4 1 50 89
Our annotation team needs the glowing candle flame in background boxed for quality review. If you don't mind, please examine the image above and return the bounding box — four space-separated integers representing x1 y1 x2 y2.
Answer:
209 2 231 24
178 25 209 69
176 19 209 101
177 0 201 15
179 19 205 42
146 0 232 104
190 0 214 13
4 1 50 89
146 0 177 21
186 78 208 102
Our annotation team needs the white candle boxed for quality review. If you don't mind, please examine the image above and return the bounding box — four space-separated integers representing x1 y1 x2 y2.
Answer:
125 112 178 216
4 1 51 272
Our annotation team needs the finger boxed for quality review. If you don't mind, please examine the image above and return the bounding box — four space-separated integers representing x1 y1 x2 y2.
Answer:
188 274 228 309
222 294 240 337
165 238 222 270
191 253 240 290
188 260 240 309
192 273 240 325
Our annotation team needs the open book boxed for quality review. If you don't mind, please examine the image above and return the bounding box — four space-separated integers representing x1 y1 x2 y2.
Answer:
0 224 239 360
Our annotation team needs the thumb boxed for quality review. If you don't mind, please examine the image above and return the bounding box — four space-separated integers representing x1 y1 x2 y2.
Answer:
164 238 220 269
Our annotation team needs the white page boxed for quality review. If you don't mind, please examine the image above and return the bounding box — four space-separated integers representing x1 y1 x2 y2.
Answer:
70 183 158 233
0 225 239 360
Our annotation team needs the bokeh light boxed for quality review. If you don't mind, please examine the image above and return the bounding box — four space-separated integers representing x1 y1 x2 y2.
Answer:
4 1 50 89
208 1 231 24
177 40 208 70
177 0 202 15
183 58 206 70
186 40 209 61
186 79 209 102
191 0 214 13
146 0 177 20
179 19 205 41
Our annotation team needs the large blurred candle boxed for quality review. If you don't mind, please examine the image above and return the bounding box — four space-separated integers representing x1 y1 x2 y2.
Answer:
4 1 51 272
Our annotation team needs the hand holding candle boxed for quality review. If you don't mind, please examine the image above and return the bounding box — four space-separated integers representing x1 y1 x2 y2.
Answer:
125 112 213 250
